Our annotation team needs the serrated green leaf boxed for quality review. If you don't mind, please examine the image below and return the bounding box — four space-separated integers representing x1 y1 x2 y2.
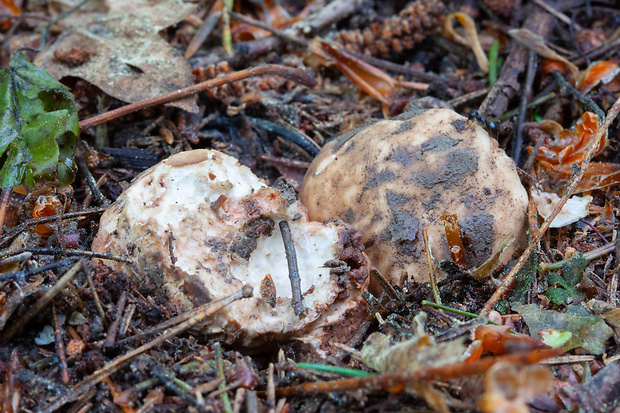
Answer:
0 53 78 188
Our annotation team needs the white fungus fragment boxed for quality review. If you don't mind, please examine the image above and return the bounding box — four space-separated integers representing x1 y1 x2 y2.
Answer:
92 149 370 354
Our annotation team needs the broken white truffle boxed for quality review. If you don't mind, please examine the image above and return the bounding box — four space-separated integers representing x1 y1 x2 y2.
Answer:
92 149 370 352
299 108 529 286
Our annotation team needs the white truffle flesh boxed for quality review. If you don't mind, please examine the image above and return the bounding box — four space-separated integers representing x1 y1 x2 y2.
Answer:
92 150 370 352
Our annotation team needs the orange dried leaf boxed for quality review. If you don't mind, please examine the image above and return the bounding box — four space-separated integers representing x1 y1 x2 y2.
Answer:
576 61 620 94
479 362 555 413
0 0 21 31
33 195 62 237
317 41 397 107
440 213 466 267
475 324 550 355
540 59 567 77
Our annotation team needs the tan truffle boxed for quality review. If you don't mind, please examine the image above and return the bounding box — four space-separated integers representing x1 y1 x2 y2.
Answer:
92 149 370 354
299 108 528 286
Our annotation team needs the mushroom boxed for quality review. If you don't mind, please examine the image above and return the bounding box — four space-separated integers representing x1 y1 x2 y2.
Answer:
299 108 528 286
92 149 370 354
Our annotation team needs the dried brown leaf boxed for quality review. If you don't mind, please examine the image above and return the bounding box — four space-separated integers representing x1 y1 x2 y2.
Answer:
35 0 198 113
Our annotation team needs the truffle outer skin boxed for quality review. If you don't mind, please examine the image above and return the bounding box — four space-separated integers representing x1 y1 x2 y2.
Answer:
299 109 529 286
92 149 370 352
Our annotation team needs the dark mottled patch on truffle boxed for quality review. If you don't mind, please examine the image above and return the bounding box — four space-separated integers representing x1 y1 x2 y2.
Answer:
274 179 297 207
395 107 427 120
451 119 469 132
422 193 441 210
389 146 420 167
364 168 397 189
421 135 459 153
330 126 363 151
386 191 419 243
230 217 275 260
458 213 495 267
344 208 355 224
415 149 479 189
392 120 413 134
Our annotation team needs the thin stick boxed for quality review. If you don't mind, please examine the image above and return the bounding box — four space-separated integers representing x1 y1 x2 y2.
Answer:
2 247 133 263
0 256 78 282
423 229 441 304
104 291 127 348
0 208 106 248
552 71 605 121
229 11 307 46
369 267 399 300
267 363 276 413
76 147 105 205
513 50 537 166
81 259 107 327
481 96 620 314
216 343 233 413
52 305 70 385
1 260 83 343
39 285 252 413
279 221 305 317
275 348 561 396
79 65 317 131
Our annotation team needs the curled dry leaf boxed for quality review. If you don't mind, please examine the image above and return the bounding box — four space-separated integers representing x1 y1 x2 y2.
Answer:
576 60 620 94
529 111 620 192
35 0 198 113
479 362 555 413
531 189 592 228
443 12 489 73
92 149 370 355
307 39 397 110
0 0 20 31
509 28 579 81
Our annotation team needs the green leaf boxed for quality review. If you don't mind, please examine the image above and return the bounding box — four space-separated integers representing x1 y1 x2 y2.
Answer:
513 303 613 355
0 53 78 188
545 253 587 306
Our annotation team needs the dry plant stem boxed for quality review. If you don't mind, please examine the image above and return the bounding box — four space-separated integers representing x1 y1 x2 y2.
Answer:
76 148 104 204
40 285 253 413
349 52 454 85
370 267 399 300
78 65 317 131
0 207 106 248
0 256 77 282
449 87 489 107
481 96 620 315
276 348 561 396
17 247 132 263
479 7 554 118
279 221 305 317
229 11 308 46
0 187 12 233
267 363 276 413
1 260 83 343
532 0 582 29
104 291 127 347
423 228 441 304
52 305 70 385
551 71 605 121
513 50 538 166
81 258 107 326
